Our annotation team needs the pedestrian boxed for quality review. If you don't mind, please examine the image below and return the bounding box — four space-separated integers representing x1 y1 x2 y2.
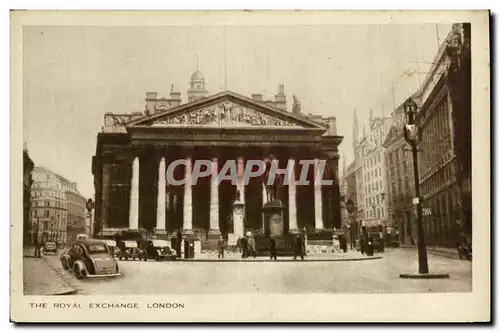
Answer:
240 236 248 258
176 230 183 258
236 236 242 253
293 234 305 260
360 236 365 255
268 236 277 260
247 233 257 258
34 237 40 258
339 235 347 253
217 235 225 259
332 235 341 253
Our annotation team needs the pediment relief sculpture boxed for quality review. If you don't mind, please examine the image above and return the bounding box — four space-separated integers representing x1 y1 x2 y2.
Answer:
150 101 304 128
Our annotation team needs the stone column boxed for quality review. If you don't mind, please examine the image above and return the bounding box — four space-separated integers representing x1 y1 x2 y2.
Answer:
237 156 245 203
129 157 140 230
262 181 267 230
183 156 193 235
208 157 220 236
155 157 166 234
100 163 111 235
233 156 245 237
314 158 323 230
288 158 299 233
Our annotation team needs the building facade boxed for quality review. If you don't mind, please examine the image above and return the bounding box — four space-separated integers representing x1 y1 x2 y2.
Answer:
340 158 359 245
415 23 471 248
66 190 87 243
353 110 392 229
30 167 85 245
383 96 419 245
23 144 35 247
92 71 343 249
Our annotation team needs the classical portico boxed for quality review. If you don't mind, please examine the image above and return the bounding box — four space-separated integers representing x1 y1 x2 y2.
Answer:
92 89 343 247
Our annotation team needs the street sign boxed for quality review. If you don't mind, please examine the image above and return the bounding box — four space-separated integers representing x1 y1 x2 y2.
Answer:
412 197 420 205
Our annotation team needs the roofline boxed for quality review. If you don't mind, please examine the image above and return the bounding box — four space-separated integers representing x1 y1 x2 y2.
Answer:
126 90 328 129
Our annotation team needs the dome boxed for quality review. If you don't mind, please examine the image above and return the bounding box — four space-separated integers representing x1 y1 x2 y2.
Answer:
191 70 204 81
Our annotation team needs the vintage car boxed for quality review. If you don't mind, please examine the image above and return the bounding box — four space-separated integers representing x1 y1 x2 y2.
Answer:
42 241 58 255
118 240 142 260
76 234 89 241
142 240 177 261
60 239 121 279
102 239 119 257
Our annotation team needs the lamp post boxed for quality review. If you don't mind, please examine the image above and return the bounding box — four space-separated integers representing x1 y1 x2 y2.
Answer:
399 97 448 279
33 217 41 258
86 198 95 237
346 200 356 249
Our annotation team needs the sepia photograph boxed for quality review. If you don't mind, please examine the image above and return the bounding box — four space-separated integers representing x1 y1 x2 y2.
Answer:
11 10 490 322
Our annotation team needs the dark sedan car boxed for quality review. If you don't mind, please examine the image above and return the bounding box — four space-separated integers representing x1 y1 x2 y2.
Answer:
142 240 177 261
42 241 58 255
60 239 121 279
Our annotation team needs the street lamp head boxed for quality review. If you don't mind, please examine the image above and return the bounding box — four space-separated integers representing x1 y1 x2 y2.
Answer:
86 198 95 212
403 97 418 125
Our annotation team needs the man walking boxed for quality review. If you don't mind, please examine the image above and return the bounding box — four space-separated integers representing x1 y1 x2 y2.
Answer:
175 230 183 258
240 235 248 258
247 233 257 258
293 234 305 260
217 235 225 259
268 236 277 260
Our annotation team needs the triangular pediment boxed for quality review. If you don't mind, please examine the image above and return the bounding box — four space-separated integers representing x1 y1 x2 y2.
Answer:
128 91 327 130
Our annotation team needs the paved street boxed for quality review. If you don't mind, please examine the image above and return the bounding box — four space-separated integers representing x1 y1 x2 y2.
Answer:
34 249 472 295
23 257 76 295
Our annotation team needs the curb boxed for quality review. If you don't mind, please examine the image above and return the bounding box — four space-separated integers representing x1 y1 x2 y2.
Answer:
173 256 383 262
41 256 79 295
400 246 459 260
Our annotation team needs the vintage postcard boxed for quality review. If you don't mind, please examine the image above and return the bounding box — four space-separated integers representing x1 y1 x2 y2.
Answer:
11 10 490 322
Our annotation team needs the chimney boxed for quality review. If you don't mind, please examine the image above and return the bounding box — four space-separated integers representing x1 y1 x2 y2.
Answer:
168 84 182 108
326 117 337 136
146 92 158 114
274 84 286 110
251 93 263 101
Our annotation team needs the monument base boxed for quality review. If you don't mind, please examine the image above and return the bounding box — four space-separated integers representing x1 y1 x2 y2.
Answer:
182 229 199 241
153 229 168 240
202 229 222 251
258 200 295 256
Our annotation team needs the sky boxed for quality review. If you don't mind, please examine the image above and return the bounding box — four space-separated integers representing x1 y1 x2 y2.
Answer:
23 23 452 198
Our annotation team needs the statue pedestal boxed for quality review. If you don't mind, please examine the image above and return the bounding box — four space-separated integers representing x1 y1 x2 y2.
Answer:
232 200 245 239
262 200 285 238
259 200 294 256
154 229 168 240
